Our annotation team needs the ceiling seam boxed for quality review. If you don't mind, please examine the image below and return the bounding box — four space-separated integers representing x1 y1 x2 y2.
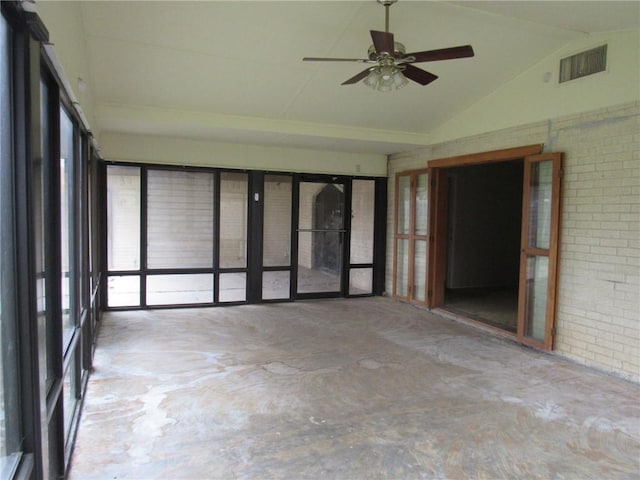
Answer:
280 2 372 118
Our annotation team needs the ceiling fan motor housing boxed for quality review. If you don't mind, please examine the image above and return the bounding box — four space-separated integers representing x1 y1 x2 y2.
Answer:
368 42 406 60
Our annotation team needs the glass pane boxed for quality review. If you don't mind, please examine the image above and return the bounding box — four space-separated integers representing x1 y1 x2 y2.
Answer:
107 276 140 307
414 240 427 302
528 161 552 249
298 182 344 230
63 359 77 438
397 175 410 234
524 256 549 342
220 172 248 268
415 173 428 236
219 273 246 302
395 239 409 297
39 81 54 392
147 170 214 269
263 175 291 267
297 231 342 293
147 274 213 305
349 268 373 295
60 108 75 348
262 271 290 300
0 13 22 466
350 180 375 264
297 182 344 294
107 166 140 270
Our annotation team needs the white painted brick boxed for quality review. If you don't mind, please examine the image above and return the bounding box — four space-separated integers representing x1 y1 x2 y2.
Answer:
387 102 640 381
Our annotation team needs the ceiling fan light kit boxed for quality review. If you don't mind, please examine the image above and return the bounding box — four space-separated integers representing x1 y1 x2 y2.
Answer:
303 0 474 92
363 64 408 92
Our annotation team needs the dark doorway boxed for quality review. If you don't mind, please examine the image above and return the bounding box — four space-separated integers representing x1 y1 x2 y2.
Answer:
444 160 523 332
313 184 344 275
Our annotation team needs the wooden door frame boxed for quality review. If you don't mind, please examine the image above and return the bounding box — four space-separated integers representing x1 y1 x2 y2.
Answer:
516 152 563 350
426 144 543 309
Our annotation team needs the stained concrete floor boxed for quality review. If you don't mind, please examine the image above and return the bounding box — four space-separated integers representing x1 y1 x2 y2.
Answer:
69 298 640 480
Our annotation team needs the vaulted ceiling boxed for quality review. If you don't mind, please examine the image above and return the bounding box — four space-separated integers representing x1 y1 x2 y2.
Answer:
54 1 640 154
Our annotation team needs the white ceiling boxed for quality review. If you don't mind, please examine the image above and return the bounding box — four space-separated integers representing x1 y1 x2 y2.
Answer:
78 1 639 154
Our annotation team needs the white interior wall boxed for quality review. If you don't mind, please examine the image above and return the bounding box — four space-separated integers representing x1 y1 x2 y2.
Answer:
430 29 640 144
99 132 388 177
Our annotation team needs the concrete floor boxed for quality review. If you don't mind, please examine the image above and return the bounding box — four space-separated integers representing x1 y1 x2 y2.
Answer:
69 298 640 479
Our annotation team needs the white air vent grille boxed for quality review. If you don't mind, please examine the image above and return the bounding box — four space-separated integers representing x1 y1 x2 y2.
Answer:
559 45 607 83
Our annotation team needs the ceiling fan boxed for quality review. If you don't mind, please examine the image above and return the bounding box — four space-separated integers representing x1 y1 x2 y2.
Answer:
303 0 474 91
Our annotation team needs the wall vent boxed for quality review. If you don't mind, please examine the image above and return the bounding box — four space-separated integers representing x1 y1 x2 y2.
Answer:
559 45 607 83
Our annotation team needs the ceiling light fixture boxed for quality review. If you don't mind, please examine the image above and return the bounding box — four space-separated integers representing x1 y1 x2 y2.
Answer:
303 0 474 90
363 64 408 92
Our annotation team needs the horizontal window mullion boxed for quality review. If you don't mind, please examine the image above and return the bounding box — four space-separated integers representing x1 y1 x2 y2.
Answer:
262 265 291 272
146 268 214 275
107 270 140 276
522 247 549 257
218 267 247 274
349 263 374 269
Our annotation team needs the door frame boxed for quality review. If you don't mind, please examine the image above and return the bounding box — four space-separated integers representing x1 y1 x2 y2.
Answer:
422 144 563 350
292 174 351 300
427 144 543 309
418 144 563 350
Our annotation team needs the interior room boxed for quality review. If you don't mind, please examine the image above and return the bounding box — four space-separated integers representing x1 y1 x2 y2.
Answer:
444 161 524 332
1 1 638 479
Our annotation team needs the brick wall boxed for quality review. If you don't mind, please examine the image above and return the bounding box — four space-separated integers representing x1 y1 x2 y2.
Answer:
387 102 640 382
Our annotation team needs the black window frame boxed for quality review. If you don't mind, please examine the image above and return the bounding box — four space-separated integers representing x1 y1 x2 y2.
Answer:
103 162 387 310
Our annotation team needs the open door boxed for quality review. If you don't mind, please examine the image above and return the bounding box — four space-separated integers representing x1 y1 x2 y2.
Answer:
393 169 429 304
517 153 563 350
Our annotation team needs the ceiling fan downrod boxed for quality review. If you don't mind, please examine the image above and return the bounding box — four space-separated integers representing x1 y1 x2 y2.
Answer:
377 0 397 33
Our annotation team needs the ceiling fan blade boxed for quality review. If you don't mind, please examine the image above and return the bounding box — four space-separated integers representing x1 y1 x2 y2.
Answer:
341 68 372 85
370 30 395 55
405 45 474 63
402 64 438 86
303 57 371 63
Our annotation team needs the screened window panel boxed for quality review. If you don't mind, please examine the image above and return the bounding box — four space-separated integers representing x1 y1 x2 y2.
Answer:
349 268 373 295
415 174 428 236
524 256 549 342
414 240 427 302
219 273 246 302
0 13 22 467
39 80 54 390
395 239 409 297
350 180 375 264
262 271 290 300
297 231 342 294
107 276 140 307
219 172 248 269
263 175 292 267
147 170 214 269
397 175 410 234
63 359 77 439
60 108 75 349
527 161 552 250
147 274 214 305
107 166 141 271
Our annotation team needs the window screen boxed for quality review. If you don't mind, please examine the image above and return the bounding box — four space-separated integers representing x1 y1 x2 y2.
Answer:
147 170 214 269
